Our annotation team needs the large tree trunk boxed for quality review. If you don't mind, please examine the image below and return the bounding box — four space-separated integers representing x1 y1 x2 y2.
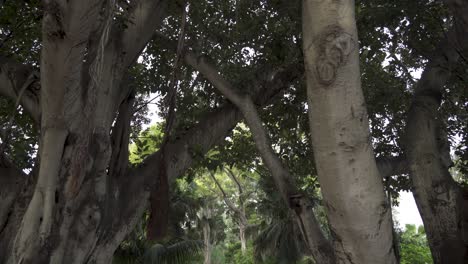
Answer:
403 0 468 261
0 5 297 261
0 1 169 263
302 1 396 263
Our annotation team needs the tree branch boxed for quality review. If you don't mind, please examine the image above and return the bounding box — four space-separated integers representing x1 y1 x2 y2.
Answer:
156 61 300 184
183 48 335 263
0 154 28 230
376 156 409 178
0 57 40 123
118 0 169 67
402 1 468 260
184 54 296 200
225 167 245 206
109 57 299 254
209 171 241 215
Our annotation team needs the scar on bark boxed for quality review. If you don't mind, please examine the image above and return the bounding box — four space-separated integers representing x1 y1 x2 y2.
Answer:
315 25 355 86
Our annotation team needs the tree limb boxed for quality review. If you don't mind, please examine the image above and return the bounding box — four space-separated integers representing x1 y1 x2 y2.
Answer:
225 167 245 206
0 154 28 230
376 156 409 178
402 1 468 261
0 57 40 123
118 0 169 67
183 48 335 263
209 171 241 215
108 57 300 256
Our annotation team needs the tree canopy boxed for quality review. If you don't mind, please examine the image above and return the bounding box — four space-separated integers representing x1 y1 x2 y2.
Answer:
0 0 466 263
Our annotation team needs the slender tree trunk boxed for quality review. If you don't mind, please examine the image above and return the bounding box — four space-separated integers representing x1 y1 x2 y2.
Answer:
302 1 396 263
210 169 250 255
203 221 212 264
239 222 247 254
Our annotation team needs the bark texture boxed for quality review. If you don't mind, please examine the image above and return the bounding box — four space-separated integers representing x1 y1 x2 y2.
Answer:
0 5 298 261
302 0 397 263
403 0 468 262
1 1 170 263
203 220 212 264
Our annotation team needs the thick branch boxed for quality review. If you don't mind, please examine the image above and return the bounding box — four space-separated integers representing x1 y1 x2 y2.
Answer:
112 58 299 256
119 0 169 67
184 49 335 263
0 57 40 123
132 64 294 185
121 59 298 201
402 6 468 261
185 55 296 201
0 154 28 230
376 156 409 178
109 92 134 179
156 64 300 184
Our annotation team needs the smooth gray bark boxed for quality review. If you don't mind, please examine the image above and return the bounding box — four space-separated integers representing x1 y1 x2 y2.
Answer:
1 1 169 263
302 0 397 263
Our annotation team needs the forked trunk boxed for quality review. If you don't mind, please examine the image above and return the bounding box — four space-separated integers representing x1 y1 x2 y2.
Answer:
0 1 169 263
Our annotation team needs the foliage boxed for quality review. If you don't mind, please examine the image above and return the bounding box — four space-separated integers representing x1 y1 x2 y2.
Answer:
398 225 433 264
254 216 306 264
114 239 203 264
225 242 255 264
129 124 165 164
144 240 203 264
1 0 467 262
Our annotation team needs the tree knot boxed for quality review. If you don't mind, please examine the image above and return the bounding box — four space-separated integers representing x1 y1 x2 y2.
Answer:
315 25 355 86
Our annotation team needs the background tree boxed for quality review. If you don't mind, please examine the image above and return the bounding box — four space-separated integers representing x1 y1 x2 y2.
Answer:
398 225 433 264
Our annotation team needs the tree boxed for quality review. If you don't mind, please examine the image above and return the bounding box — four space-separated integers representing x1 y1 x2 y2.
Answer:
0 1 295 263
1 0 467 263
302 0 468 262
209 168 252 254
176 0 467 262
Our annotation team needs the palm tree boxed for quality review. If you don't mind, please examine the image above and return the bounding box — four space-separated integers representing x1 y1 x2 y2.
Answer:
144 240 204 264
254 215 309 264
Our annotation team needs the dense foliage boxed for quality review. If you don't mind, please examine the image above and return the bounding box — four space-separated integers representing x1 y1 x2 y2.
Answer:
398 225 433 264
0 0 466 263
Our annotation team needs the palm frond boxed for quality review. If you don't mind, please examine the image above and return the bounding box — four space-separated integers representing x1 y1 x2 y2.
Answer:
253 216 305 264
144 240 203 264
